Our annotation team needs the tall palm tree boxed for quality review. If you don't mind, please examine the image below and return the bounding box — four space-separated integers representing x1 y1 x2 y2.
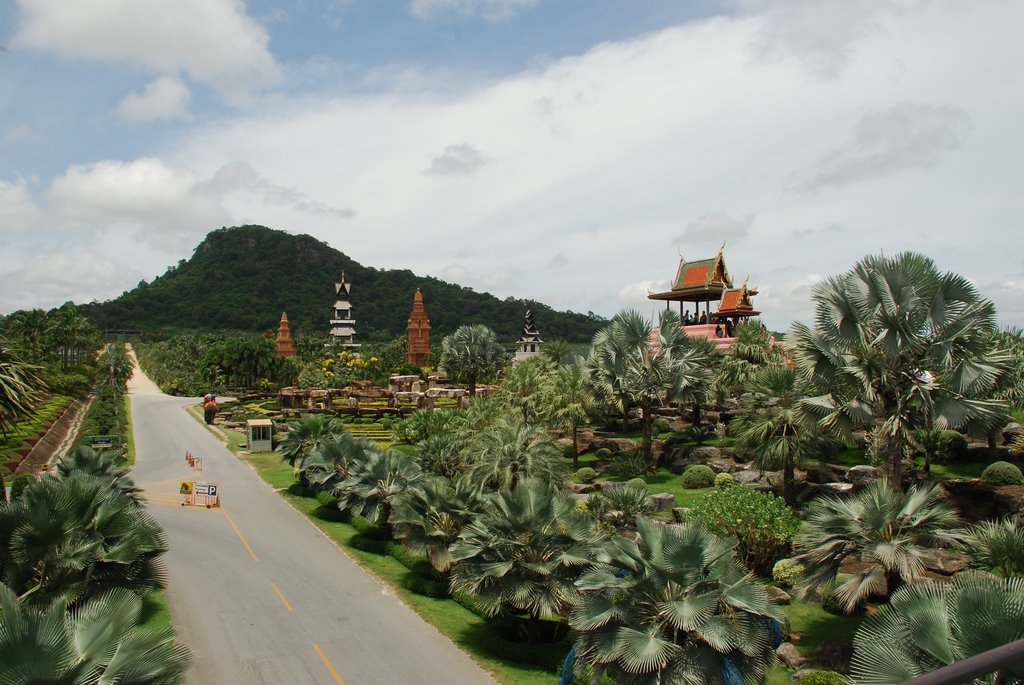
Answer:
0 337 44 437
391 476 486 572
0 583 190 684
789 252 1011 484
98 343 135 389
55 445 141 501
449 479 605 643
732 364 821 506
571 517 783 684
497 355 551 424
540 358 600 469
277 414 344 470
465 416 567 491
588 309 707 464
714 318 786 397
850 572 1024 685
792 479 960 613
331 448 424 539
0 475 168 607
4 308 50 362
439 324 507 396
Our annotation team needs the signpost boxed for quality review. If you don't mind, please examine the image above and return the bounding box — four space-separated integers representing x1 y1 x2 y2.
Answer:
180 480 220 509
88 434 121 449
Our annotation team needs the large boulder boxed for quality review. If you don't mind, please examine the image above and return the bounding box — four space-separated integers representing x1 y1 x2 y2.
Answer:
919 548 971 576
847 464 880 486
706 457 738 474
776 643 807 670
689 445 722 461
733 468 765 485
763 585 791 605
940 480 1024 522
650 492 676 510
819 482 854 496
1003 422 1022 446
564 482 597 495
804 464 845 484
814 640 854 674
591 437 642 454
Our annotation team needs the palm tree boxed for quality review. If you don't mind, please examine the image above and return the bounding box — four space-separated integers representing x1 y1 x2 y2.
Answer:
539 338 576 367
55 445 141 501
465 416 567 491
301 432 377 493
4 308 50 362
959 518 1024 577
391 476 486 572
449 479 605 643
439 324 507 396
540 358 600 469
0 336 44 437
789 252 1011 484
732 364 822 506
497 355 550 424
0 583 190 684
277 414 344 470
588 309 707 464
332 448 424 539
714 318 786 397
0 474 168 607
571 517 783 684
98 343 135 389
850 572 1024 685
792 479 960 613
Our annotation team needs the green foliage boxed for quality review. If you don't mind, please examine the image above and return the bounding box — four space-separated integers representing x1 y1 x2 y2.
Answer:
680 464 716 489
465 417 567 491
652 417 671 434
609 451 647 480
981 460 1024 485
689 424 715 445
795 671 847 685
594 447 612 460
575 467 597 483
8 473 35 501
772 558 805 588
938 430 968 461
960 519 1024 576
414 431 469 478
79 225 605 342
684 485 800 575
601 483 655 518
440 324 508 395
715 471 734 488
391 476 486 572
625 477 647 490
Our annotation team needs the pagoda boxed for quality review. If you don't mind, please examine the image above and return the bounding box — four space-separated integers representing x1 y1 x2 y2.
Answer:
647 247 761 349
275 312 297 357
328 272 359 348
514 310 543 363
406 288 431 366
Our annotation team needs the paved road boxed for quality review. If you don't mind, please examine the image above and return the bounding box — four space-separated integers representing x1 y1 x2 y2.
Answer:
128 369 498 685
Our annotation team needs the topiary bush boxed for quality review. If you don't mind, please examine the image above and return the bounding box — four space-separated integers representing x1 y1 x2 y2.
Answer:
681 464 715 489
9 473 36 501
594 447 613 460
981 461 1024 486
653 417 671 435
575 467 597 483
938 430 968 462
795 671 848 685
772 558 805 588
715 472 735 488
625 477 648 491
683 485 801 576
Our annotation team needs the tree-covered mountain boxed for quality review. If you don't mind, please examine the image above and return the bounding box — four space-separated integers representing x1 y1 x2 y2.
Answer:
79 225 606 343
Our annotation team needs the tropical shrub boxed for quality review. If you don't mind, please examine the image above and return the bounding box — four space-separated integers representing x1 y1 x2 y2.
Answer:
680 464 715 489
466 417 567 491
601 483 655 519
772 558 805 588
850 572 1024 684
715 471 735 488
625 477 647 490
684 485 800 575
333 449 424 538
8 473 35 501
571 518 783 683
981 460 1024 485
594 447 612 460
392 477 486 572
414 431 468 479
575 467 597 483
796 671 847 685
938 430 968 461
609 451 646 479
652 417 671 434
960 518 1024 577
689 424 715 445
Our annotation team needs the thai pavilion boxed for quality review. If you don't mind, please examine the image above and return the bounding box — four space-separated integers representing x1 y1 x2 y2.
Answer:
329 272 359 348
647 248 760 349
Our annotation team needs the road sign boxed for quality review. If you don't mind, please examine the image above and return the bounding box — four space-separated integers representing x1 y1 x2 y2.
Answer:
179 481 193 495
208 484 218 498
194 482 210 496
90 435 119 448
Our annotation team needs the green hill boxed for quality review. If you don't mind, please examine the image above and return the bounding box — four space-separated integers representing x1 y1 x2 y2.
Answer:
79 225 605 342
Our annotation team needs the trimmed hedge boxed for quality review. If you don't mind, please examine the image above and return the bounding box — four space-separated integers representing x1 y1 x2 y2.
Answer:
576 467 597 483
681 464 715 489
982 461 1024 486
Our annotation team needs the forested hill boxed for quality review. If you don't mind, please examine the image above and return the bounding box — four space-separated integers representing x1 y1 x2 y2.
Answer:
79 225 606 343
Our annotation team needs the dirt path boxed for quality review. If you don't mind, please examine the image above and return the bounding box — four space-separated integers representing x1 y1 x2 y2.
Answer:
125 343 164 396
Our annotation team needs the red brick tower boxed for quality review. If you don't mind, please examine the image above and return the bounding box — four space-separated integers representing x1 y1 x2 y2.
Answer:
406 289 431 366
275 312 297 357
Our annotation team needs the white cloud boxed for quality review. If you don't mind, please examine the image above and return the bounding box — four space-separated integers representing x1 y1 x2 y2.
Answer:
424 143 493 176
672 213 755 246
794 104 972 192
3 124 42 144
115 75 191 123
12 0 281 105
410 0 540 20
203 162 355 218
0 177 42 233
0 250 130 314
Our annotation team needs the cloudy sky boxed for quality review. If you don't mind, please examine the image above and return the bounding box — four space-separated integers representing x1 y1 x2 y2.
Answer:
1 0 1021 331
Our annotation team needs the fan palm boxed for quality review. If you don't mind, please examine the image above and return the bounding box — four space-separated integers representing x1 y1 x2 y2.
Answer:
0 474 168 607
391 476 486 572
497 355 551 424
465 416 567 491
959 518 1024 577
850 572 1024 685
332 448 424 539
277 414 344 469
540 358 600 469
0 582 190 684
792 479 960 613
98 342 135 389
3 308 50 362
449 479 605 643
0 337 44 438
789 251 1011 484
301 431 376 493
439 324 507 396
588 309 707 464
570 517 783 685
55 445 141 501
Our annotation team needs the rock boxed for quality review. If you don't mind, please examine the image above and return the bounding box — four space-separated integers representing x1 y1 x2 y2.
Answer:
601 511 625 526
992 486 1024 519
763 585 792 605
776 643 808 670
838 559 875 575
689 445 721 461
919 548 971 575
1003 422 1022 446
814 639 854 674
819 482 854 496
650 493 676 510
667 457 701 474
651 515 674 525
592 437 641 454
847 464 880 485
804 464 844 484
564 482 597 495
733 468 764 484
565 492 589 503
671 507 692 523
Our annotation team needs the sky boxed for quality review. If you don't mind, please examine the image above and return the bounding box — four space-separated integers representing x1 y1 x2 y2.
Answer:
1 0 1022 333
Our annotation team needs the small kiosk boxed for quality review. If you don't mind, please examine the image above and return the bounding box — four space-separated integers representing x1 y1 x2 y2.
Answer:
246 418 273 452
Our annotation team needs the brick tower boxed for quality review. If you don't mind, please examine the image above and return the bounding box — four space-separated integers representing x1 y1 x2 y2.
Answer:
406 288 431 366
275 312 297 357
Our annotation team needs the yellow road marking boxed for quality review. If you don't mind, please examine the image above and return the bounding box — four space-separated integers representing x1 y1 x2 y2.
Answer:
272 582 294 612
221 510 259 561
314 644 347 685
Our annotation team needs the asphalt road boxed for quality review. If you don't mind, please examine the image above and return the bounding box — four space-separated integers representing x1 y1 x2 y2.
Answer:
128 371 498 685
